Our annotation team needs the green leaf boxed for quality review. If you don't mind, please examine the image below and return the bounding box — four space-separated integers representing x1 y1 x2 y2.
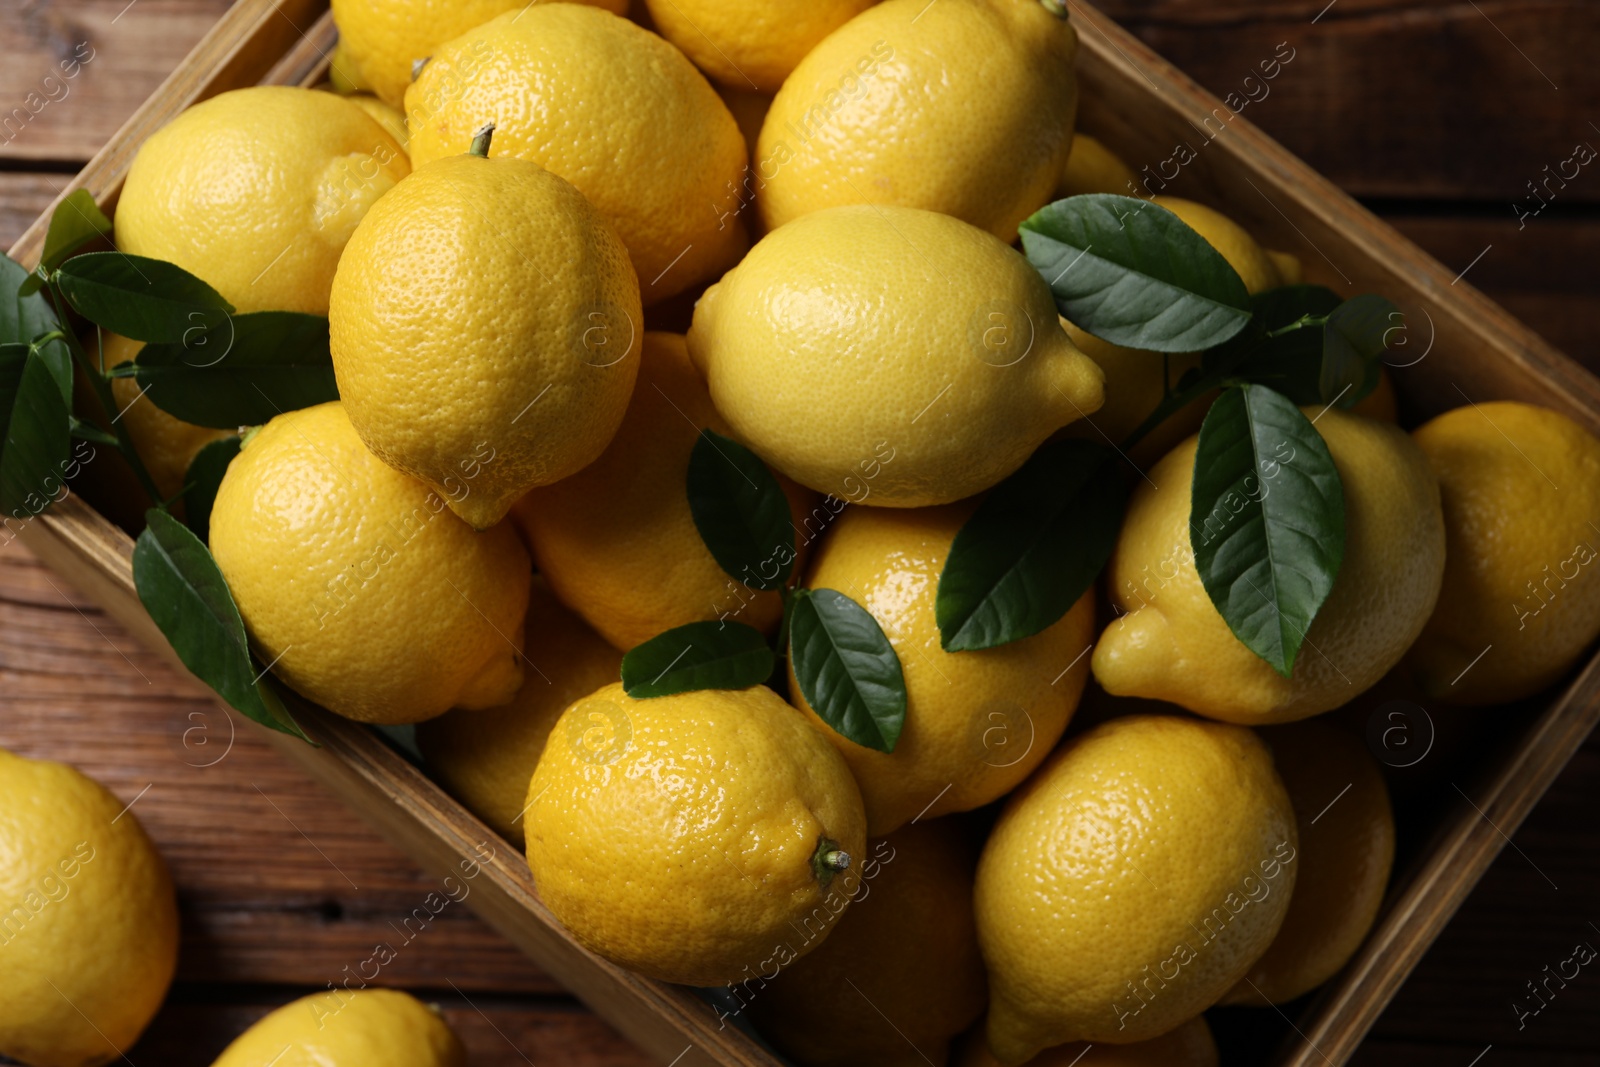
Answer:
131 311 338 428
1020 194 1253 353
0 254 65 348
0 343 72 518
56 252 233 344
132 508 309 740
686 428 795 591
1209 286 1341 403
937 439 1125 651
69 417 120 447
788 587 906 752
21 190 114 295
183 436 241 543
1322 295 1399 407
620 620 775 698
1190 384 1345 676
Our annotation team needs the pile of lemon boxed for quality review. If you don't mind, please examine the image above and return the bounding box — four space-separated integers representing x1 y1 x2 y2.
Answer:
10 0 1600 1064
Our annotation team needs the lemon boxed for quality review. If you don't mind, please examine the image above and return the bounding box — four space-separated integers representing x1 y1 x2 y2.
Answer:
1093 408 1445 724
328 40 370 94
756 0 1078 241
525 681 867 986
1219 719 1394 1006
1352 366 1398 422
330 0 627 107
116 86 407 315
790 504 1096 835
100 332 232 503
211 988 464 1067
345 93 409 152
687 204 1104 508
746 818 987 1067
329 142 642 530
645 0 880 92
0 748 178 1067
209 402 531 724
1408 401 1600 703
513 333 813 651
977 715 1296 1058
1059 133 1137 197
417 579 621 847
956 1014 1218 1067
406 5 747 305
1152 197 1289 296
1057 321 1207 468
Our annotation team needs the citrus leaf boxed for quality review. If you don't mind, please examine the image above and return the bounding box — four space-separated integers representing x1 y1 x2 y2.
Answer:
0 254 65 348
788 587 906 752
132 508 309 740
1208 285 1341 402
621 620 775 698
1020 194 1252 352
21 190 113 295
686 428 795 591
182 436 242 543
937 439 1124 651
56 251 233 344
1322 295 1399 406
1190 384 1345 676
0 343 72 518
130 310 337 428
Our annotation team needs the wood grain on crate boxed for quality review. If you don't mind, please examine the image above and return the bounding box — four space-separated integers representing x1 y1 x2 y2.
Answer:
1 0 1598 1064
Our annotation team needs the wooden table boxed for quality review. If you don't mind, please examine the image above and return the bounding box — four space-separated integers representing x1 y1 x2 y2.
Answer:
2 1 1597 1063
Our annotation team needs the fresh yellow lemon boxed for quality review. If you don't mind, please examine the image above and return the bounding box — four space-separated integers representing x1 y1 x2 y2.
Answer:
1058 133 1137 197
1093 409 1445 724
525 681 867 986
406 5 747 305
101 332 232 502
209 401 531 724
512 333 814 651
327 39 370 94
746 818 987 1067
645 0 880 92
0 748 178 1067
211 988 464 1067
1152 197 1289 296
1219 719 1394 1006
329 0 627 107
115 86 407 315
344 92 409 152
977 715 1296 1058
1056 320 1208 468
789 504 1096 835
756 0 1078 241
329 144 642 530
956 1014 1218 1067
416 579 622 847
687 204 1104 507
1408 401 1600 703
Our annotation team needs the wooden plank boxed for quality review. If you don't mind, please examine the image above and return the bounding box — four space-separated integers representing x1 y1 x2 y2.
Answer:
1093 0 1599 201
0 0 233 163
128 992 652 1066
0 541 558 994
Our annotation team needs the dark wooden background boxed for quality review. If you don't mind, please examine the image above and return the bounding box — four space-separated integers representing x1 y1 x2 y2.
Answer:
1 0 1597 1063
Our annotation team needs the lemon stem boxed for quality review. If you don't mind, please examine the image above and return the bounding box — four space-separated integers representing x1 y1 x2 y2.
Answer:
1038 0 1069 17
469 123 495 158
811 837 852 889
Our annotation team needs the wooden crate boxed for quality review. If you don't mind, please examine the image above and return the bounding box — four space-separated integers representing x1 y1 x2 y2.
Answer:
10 1 1599 1064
